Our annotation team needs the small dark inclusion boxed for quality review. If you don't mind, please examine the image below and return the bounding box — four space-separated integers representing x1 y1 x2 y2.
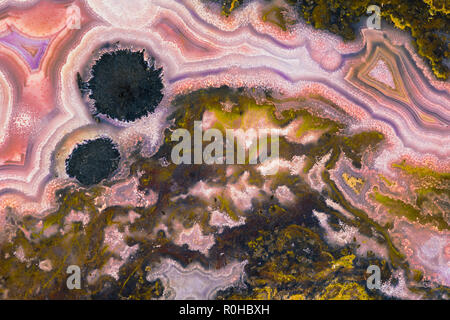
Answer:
65 138 120 186
86 49 164 122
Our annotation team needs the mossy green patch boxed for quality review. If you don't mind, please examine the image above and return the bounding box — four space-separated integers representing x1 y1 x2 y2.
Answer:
371 187 449 231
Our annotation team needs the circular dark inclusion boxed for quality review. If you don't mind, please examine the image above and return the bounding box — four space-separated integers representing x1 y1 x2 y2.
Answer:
65 138 120 186
87 49 164 122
